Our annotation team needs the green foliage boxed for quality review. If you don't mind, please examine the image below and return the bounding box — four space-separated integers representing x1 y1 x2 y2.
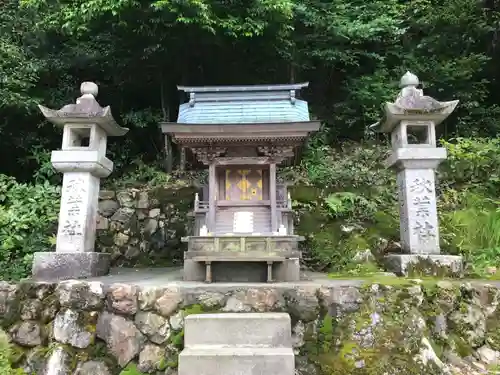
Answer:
440 192 500 276
435 138 500 276
1 0 500 279
301 143 392 191
324 192 377 221
0 0 498 182
439 138 500 194
21 0 294 37
26 147 61 185
294 143 398 272
0 0 41 110
294 137 500 276
119 363 146 375
310 284 449 375
106 159 172 189
0 329 25 374
0 175 59 280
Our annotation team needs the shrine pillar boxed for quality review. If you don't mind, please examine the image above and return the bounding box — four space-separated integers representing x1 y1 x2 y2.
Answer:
208 160 217 233
32 82 128 280
370 71 463 276
269 161 278 233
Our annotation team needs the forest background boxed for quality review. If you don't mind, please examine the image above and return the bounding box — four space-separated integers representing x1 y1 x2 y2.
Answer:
1 0 500 280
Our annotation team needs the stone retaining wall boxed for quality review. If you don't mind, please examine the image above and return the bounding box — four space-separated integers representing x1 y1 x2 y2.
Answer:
1 278 500 375
96 185 196 267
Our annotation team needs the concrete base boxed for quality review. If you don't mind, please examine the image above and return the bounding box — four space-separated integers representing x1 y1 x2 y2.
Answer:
384 254 463 277
183 259 205 282
179 347 295 375
183 313 292 347
32 252 111 281
275 258 301 282
183 258 300 282
179 313 294 375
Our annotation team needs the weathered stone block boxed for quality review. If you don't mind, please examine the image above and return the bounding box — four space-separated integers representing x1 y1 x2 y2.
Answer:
116 191 136 208
32 252 111 281
96 311 146 367
220 239 241 252
318 285 363 317
184 313 292 347
384 254 463 277
98 199 119 217
53 309 96 349
96 216 109 230
155 287 182 317
179 347 295 375
99 191 116 200
179 313 294 375
284 286 319 322
56 280 104 310
135 311 171 344
20 299 42 321
138 344 166 372
40 345 73 375
74 360 112 375
274 258 300 282
106 283 138 316
182 259 205 282
10 321 44 347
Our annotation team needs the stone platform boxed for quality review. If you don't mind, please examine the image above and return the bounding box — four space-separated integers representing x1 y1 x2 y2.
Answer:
80 266 500 289
10 267 500 375
84 266 363 289
179 313 295 375
182 235 303 283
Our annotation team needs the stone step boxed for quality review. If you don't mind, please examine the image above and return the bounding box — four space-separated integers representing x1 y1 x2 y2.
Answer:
183 313 292 348
178 346 295 375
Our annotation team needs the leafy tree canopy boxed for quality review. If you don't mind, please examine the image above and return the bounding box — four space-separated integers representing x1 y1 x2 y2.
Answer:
0 0 497 178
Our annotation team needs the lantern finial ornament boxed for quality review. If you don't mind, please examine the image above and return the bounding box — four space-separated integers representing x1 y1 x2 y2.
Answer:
80 81 99 97
399 71 419 88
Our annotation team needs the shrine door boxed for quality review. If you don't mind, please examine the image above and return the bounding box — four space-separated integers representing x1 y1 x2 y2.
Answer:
225 169 263 201
215 169 271 234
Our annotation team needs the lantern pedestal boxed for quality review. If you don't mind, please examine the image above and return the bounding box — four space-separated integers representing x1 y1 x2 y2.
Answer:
32 252 111 280
384 254 463 277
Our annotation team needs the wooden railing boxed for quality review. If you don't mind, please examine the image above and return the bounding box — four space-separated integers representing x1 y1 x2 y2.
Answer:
193 191 292 213
194 195 209 212
276 200 289 209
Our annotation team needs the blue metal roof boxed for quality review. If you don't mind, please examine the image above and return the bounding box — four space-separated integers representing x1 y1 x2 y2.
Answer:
176 83 311 124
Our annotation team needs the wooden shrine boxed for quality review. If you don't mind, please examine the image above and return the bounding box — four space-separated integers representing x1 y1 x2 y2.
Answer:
160 83 320 282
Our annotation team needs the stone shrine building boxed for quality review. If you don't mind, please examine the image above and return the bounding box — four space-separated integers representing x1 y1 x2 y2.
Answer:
161 83 320 282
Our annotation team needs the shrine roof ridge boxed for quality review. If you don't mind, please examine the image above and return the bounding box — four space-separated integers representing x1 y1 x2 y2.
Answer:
177 82 309 94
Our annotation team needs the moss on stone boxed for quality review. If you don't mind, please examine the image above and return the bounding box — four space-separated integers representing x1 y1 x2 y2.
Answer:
302 282 475 374
182 304 206 316
8 343 26 365
170 304 205 344
157 357 167 371
449 334 473 357
149 185 196 206
289 186 324 203
406 257 461 278
485 304 500 351
119 362 147 375
85 340 120 373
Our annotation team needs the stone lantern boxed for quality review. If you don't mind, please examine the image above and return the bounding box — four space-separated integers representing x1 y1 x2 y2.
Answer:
370 71 463 276
32 82 128 280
